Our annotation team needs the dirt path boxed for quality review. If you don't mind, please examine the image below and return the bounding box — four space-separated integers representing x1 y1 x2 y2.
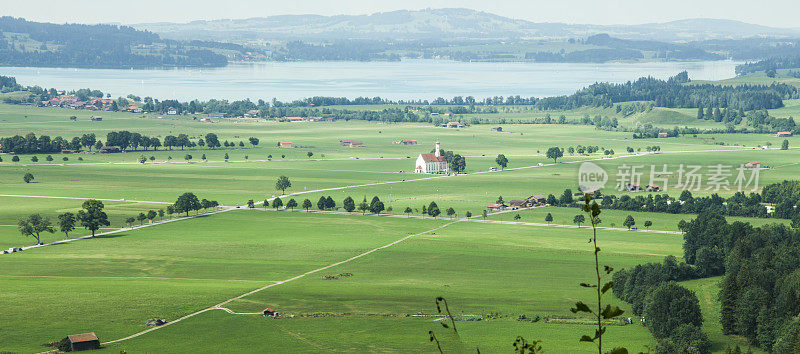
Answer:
101 220 459 345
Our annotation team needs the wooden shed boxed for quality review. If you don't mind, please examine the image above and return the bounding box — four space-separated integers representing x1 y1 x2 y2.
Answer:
67 332 100 351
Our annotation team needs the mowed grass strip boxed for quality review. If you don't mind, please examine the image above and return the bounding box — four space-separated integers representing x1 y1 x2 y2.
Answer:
0 211 446 352
104 309 657 353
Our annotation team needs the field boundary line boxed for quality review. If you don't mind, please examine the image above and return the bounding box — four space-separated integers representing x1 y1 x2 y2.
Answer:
101 220 459 346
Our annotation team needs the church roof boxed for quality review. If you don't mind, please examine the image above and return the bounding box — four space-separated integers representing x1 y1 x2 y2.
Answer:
419 153 446 163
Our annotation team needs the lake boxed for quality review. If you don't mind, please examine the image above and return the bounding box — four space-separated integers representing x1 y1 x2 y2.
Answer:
0 60 740 101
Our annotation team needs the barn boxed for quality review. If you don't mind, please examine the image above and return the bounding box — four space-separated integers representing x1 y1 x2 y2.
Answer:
67 332 100 351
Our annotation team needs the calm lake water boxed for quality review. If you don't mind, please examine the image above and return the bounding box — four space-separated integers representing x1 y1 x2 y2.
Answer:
0 60 740 101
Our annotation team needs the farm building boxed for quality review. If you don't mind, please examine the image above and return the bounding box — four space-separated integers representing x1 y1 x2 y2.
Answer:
396 139 418 145
90 116 102 121
245 110 260 118
508 200 527 209
443 122 464 128
491 126 503 132
487 203 508 211
744 161 760 168
657 132 668 138
646 184 661 192
67 332 100 351
279 141 293 148
340 139 364 147
776 131 792 137
208 112 227 118
99 146 121 153
414 142 448 174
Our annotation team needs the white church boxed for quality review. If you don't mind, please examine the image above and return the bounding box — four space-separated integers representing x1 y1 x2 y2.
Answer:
414 142 448 174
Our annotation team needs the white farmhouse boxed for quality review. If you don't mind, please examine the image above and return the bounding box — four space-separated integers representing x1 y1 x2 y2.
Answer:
415 142 448 174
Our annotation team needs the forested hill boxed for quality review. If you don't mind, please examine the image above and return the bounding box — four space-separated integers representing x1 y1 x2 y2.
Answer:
0 17 229 69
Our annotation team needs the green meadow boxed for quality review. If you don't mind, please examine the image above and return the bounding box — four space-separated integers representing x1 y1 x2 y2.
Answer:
2 76 800 352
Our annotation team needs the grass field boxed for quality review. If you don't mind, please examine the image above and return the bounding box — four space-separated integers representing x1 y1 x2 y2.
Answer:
2 86 797 352
1 210 670 352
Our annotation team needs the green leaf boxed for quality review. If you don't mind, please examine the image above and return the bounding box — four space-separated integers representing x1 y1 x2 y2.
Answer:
580 282 596 288
441 322 449 328
601 305 625 319
604 265 614 274
579 335 594 342
601 281 613 294
570 301 593 314
608 347 629 354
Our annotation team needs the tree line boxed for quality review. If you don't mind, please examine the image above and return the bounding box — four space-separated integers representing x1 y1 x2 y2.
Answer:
681 210 800 352
0 17 227 69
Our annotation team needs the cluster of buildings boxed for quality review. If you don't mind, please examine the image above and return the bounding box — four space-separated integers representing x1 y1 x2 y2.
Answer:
40 95 142 112
487 195 548 211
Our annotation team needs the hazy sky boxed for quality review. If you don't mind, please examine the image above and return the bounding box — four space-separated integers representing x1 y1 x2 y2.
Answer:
4 0 799 28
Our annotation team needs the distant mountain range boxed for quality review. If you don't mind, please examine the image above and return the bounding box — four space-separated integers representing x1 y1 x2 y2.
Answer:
134 8 800 42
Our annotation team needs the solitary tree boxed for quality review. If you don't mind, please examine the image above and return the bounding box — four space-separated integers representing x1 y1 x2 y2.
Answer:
125 217 135 227
623 215 636 230
446 207 456 219
343 196 355 212
404 206 413 217
302 198 312 212
287 198 298 210
317 196 327 210
307 151 314 158
465 211 472 218
271 197 283 210
147 210 157 222
275 175 292 194
495 154 509 170
545 213 553 224
262 199 269 209
644 220 653 229
173 192 201 216
358 197 369 215
482 210 488 220
137 212 147 225
77 199 110 237
546 147 563 163
58 213 77 238
514 214 521 220
370 197 385 214
23 173 34 183
428 201 441 219
18 214 54 244
247 199 255 209
249 137 260 147
573 214 585 228
158 209 165 220
781 139 790 150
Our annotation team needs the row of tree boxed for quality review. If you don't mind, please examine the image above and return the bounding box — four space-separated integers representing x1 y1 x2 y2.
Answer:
18 200 110 243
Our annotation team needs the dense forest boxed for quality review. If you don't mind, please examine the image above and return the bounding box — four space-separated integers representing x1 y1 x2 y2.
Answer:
536 72 797 111
681 210 800 352
0 17 228 68
736 56 800 75
606 181 800 352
